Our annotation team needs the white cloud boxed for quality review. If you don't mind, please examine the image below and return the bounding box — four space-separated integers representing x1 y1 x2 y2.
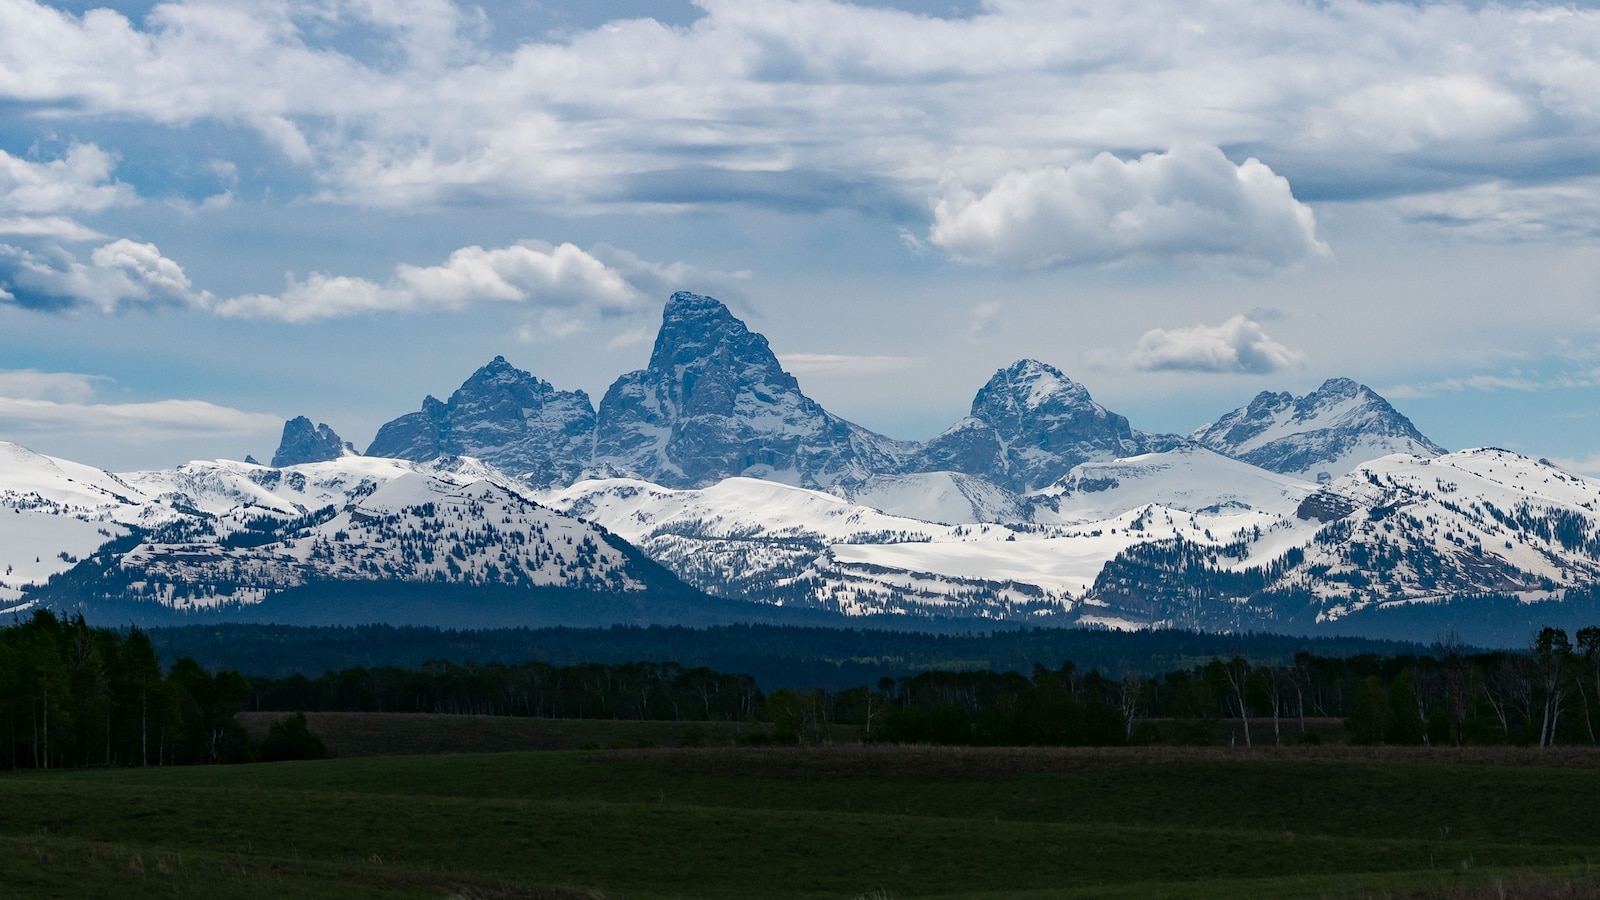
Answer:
0 364 276 448
1383 369 1600 400
0 396 279 442
0 239 207 313
1394 178 1600 240
967 300 1002 343
588 243 751 305
0 144 132 215
0 216 104 241
930 146 1326 270
0 368 107 403
209 239 740 323
1549 454 1600 477
1129 315 1307 374
1307 76 1530 154
0 145 134 243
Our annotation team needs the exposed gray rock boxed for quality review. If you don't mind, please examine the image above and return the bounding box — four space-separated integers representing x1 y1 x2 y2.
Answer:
271 417 353 467
366 356 596 487
909 359 1176 493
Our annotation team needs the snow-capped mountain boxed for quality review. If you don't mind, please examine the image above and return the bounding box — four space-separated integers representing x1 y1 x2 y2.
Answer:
366 356 597 488
6 290 1586 640
344 295 1435 508
908 359 1180 493
593 291 910 489
1192 377 1445 481
1079 449 1600 636
3 447 697 622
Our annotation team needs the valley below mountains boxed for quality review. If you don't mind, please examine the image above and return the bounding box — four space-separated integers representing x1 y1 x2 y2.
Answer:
6 291 1600 645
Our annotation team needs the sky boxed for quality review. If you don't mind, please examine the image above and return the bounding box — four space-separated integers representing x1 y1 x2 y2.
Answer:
2 0 1600 473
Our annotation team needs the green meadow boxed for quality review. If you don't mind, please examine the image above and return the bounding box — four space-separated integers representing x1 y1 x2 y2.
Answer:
3 740 1600 898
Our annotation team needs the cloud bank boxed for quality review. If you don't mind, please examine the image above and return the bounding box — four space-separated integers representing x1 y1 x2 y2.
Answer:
3 0 1599 250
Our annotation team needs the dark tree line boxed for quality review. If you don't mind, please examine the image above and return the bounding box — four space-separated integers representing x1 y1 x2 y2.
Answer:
841 625 1600 747
0 610 253 768
249 659 763 723
11 608 1600 764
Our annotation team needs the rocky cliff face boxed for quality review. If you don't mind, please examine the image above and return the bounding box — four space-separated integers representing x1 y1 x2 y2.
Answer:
592 291 909 488
366 356 596 487
909 359 1172 493
271 417 353 467
1192 377 1445 480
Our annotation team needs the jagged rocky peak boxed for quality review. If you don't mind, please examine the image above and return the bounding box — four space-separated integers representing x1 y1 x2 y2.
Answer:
593 291 908 489
910 359 1159 493
271 416 354 467
1192 376 1446 481
365 355 596 487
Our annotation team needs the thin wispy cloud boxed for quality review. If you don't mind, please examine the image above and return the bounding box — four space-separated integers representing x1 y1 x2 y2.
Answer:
0 396 280 442
779 354 923 377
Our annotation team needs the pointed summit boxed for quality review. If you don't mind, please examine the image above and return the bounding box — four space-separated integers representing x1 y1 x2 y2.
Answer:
593 292 908 488
366 356 596 486
271 417 354 467
1193 377 1445 480
909 360 1160 493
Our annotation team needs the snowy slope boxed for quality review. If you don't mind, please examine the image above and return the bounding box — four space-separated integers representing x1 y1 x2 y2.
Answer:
1071 448 1600 630
0 442 149 608
842 472 1031 524
545 475 1290 620
1033 447 1317 523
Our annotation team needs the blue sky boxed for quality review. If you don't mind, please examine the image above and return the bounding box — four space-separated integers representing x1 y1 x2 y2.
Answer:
2 0 1600 471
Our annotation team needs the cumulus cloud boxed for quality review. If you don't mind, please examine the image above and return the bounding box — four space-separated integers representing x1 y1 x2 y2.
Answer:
929 146 1327 270
1128 315 1307 375
0 239 207 313
209 240 732 323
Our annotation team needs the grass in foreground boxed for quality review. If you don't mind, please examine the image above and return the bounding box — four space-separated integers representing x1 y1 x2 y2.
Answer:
3 745 1599 899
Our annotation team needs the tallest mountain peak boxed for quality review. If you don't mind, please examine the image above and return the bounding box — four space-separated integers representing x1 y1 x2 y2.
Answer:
593 292 905 488
664 290 731 315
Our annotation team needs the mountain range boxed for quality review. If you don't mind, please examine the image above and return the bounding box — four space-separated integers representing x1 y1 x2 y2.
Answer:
6 290 1599 645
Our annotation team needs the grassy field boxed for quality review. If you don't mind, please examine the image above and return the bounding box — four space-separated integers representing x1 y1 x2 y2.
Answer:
235 711 788 755
3 744 1600 899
